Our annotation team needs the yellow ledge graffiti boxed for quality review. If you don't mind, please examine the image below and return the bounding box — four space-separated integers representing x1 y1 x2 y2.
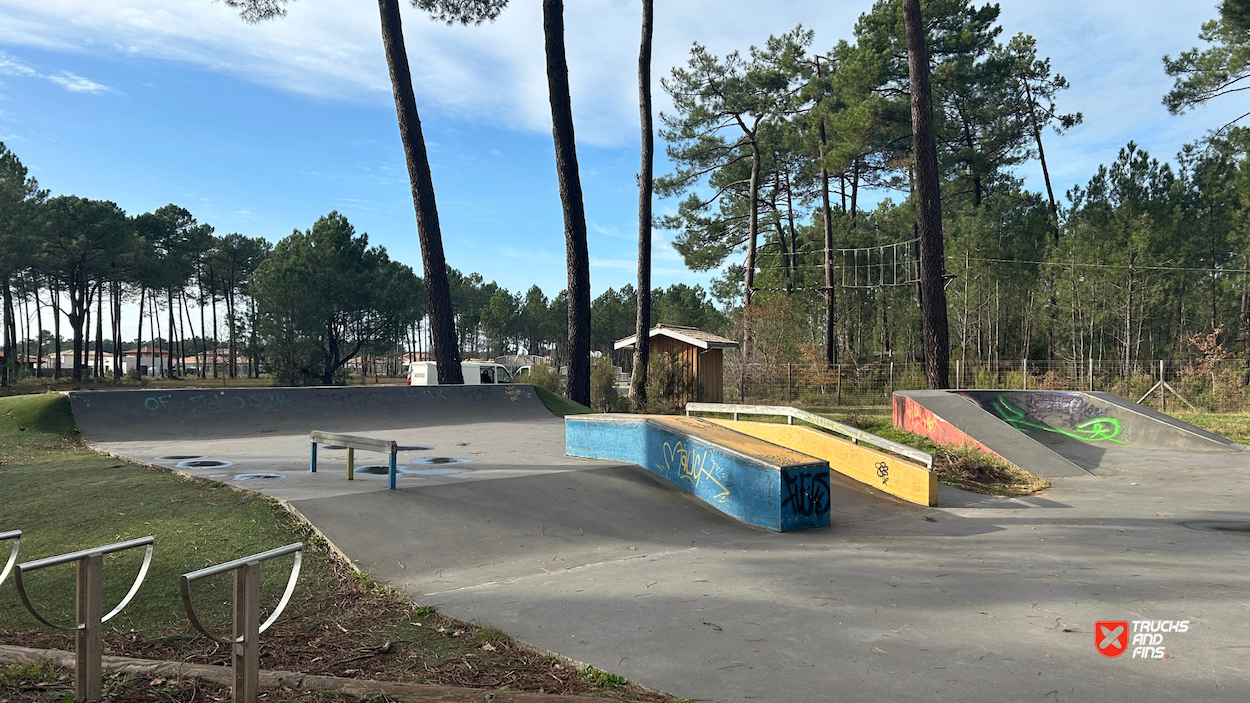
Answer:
707 420 937 507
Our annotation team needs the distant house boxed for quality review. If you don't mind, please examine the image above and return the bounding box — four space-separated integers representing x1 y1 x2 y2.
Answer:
42 350 136 375
614 324 739 404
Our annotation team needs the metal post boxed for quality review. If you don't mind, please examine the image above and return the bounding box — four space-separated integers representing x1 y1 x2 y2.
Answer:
388 451 397 490
1089 358 1094 392
309 441 317 473
76 553 103 702
836 364 842 405
1160 360 1166 412
233 561 260 703
346 448 355 481
1022 359 1028 390
787 363 793 403
888 362 894 398
956 359 962 389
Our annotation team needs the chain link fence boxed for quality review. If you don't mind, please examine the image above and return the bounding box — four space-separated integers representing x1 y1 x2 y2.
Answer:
722 357 1250 413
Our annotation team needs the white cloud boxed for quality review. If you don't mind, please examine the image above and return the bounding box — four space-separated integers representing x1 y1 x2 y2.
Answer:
0 49 113 94
46 70 112 94
0 50 37 76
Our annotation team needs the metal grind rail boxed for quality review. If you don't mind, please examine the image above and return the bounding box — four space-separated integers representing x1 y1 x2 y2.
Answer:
180 542 304 703
685 402 933 468
309 431 400 488
12 536 155 702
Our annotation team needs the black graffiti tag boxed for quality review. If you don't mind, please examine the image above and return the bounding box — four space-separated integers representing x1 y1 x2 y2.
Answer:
781 471 831 518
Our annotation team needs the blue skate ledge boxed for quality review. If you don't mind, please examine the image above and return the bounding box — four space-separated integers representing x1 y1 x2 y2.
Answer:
565 414 831 532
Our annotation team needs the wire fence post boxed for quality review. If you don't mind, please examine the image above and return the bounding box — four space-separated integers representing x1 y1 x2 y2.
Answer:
787 363 793 403
1159 360 1166 412
836 364 842 405
1089 358 1094 392
1022 359 1028 390
888 362 895 398
956 359 962 389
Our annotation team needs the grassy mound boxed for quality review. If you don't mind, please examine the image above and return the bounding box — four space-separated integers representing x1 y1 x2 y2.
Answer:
0 392 76 443
532 384 593 417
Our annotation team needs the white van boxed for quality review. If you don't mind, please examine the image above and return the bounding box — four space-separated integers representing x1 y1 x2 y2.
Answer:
407 360 516 386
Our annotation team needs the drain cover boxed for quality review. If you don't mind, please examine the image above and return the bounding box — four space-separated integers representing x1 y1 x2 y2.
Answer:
233 473 284 481
357 465 395 475
156 455 205 461
411 457 471 466
176 459 234 469
396 445 434 452
1181 520 1250 534
321 445 347 450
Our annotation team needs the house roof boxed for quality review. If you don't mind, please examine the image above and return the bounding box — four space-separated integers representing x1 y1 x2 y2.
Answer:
613 324 739 351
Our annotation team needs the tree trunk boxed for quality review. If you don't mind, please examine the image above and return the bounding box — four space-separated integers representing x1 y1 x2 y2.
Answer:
631 0 654 412
136 286 145 378
903 0 950 389
1 279 13 385
739 139 762 399
211 286 219 379
377 0 463 385
543 0 592 407
1021 79 1061 243
34 282 44 379
820 122 836 366
95 281 104 378
53 282 62 379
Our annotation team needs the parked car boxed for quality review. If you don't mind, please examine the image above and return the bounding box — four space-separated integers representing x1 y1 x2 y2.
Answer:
407 360 516 386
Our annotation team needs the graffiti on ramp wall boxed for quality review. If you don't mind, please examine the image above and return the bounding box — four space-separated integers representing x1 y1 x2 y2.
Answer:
990 394 1126 443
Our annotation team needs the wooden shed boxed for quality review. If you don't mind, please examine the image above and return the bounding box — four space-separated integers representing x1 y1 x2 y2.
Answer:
614 324 739 404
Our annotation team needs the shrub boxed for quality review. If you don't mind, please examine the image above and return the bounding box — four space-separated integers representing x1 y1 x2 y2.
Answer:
590 356 623 412
518 361 564 394
645 351 699 414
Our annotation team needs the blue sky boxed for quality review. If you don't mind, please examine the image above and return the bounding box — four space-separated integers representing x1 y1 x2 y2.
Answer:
0 0 1243 300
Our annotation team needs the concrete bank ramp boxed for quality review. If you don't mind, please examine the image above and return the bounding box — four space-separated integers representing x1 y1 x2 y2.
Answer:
894 389 1242 476
566 414 832 532
68 385 552 441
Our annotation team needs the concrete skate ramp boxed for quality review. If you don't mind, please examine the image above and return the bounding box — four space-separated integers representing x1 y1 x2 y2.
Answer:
68 385 552 442
895 389 1242 476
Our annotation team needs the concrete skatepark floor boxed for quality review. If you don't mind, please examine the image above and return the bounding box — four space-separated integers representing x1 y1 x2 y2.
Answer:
75 388 1250 702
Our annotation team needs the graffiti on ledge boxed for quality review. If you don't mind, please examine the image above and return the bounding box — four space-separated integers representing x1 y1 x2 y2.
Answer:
656 440 731 503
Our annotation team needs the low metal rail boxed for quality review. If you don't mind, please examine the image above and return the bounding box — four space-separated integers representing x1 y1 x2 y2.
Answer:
0 530 19 587
13 536 154 702
309 431 398 488
180 543 303 703
685 402 933 468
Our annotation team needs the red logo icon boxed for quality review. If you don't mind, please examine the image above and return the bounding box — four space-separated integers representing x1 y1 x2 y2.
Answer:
1096 621 1129 658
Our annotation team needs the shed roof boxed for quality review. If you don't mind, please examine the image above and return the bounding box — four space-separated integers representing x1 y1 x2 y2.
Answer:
613 324 739 351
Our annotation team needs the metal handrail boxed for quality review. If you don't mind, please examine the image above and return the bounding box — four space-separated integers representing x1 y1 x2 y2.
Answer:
14 536 155 630
685 402 933 468
180 542 303 644
0 530 19 587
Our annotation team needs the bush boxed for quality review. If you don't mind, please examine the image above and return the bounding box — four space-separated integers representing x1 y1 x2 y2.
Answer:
518 361 564 394
644 351 699 414
590 356 623 412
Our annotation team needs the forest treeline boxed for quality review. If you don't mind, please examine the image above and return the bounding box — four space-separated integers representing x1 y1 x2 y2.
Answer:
656 0 1250 375
4 0 1250 388
0 149 721 385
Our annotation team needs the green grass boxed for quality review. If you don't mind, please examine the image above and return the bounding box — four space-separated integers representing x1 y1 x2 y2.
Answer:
0 393 337 637
1172 412 1250 444
533 385 593 417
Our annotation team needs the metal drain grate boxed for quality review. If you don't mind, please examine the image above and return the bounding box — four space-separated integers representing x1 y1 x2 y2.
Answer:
156 455 205 461
1180 520 1250 534
232 473 284 481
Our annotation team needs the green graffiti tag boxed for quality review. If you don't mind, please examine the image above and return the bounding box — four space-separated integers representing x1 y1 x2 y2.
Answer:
992 395 1126 443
